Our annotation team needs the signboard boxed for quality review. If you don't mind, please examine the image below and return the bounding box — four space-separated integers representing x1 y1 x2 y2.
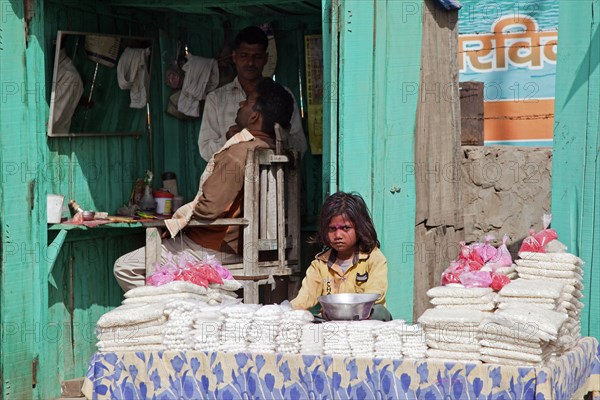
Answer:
459 1 558 145
304 34 323 155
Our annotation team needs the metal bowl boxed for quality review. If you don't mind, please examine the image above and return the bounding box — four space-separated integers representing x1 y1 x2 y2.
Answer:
82 211 95 221
318 293 380 321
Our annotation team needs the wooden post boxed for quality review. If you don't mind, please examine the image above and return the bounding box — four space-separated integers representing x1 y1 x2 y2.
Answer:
243 150 260 304
413 0 463 320
459 81 484 146
145 228 161 276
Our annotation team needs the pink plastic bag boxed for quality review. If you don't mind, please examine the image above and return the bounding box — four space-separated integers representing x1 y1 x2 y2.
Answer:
472 234 498 263
490 273 511 291
458 241 485 265
147 269 176 286
519 229 544 254
486 234 513 271
174 269 209 287
459 270 493 288
146 252 181 286
441 271 461 285
193 264 224 285
202 254 233 280
534 214 558 248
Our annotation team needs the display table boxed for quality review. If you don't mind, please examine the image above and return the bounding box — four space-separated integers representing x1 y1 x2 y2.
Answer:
83 337 599 400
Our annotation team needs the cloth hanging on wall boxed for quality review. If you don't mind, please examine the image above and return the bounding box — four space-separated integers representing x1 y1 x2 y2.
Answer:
52 49 84 133
177 54 219 118
117 47 151 109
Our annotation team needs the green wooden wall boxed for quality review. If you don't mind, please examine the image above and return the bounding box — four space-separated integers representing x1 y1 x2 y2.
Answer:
2 0 427 397
333 0 422 321
553 0 600 340
2 0 321 398
0 0 48 397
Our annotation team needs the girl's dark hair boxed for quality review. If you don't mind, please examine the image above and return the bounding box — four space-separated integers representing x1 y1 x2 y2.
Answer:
314 191 380 253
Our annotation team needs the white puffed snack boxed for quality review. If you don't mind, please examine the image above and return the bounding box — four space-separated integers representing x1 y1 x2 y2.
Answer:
515 259 580 271
427 286 493 298
499 279 566 299
515 266 582 279
97 304 165 328
518 252 583 266
124 281 208 298
122 292 210 305
494 304 567 337
417 308 485 326
430 293 495 305
427 348 481 360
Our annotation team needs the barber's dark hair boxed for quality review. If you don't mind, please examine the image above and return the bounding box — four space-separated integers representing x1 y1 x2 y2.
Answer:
314 191 380 253
252 78 293 134
234 26 268 50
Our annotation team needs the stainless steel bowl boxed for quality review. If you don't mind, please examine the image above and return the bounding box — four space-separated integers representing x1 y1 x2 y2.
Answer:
318 293 380 321
82 211 95 221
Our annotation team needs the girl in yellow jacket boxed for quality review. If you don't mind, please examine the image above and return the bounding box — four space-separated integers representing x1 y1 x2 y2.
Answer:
291 192 392 321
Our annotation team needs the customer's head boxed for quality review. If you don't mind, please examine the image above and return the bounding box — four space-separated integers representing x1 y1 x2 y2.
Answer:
232 26 269 82
235 78 293 134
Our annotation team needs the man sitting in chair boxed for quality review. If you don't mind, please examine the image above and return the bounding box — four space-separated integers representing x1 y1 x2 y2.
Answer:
114 78 294 292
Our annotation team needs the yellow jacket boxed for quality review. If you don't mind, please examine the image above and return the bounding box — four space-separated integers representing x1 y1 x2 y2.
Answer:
290 247 388 310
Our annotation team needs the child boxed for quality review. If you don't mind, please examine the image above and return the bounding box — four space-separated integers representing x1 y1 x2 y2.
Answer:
291 192 391 321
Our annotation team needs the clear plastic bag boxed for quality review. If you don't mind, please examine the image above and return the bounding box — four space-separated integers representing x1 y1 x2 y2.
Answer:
534 214 558 248
472 234 498 263
459 270 493 288
519 229 544 254
545 239 568 253
486 234 513 271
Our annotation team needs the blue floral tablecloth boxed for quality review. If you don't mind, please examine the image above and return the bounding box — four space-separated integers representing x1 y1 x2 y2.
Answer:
83 337 599 400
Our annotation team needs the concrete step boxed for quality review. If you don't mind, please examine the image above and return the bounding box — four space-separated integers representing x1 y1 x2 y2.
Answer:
61 377 85 398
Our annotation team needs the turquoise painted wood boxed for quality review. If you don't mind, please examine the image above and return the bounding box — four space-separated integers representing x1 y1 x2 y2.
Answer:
335 0 422 321
553 0 600 340
0 0 47 397
321 0 338 198
0 1 322 397
1 0 424 397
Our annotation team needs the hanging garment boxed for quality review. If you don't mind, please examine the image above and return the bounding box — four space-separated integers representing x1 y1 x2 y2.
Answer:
52 49 84 133
177 54 219 118
117 47 151 108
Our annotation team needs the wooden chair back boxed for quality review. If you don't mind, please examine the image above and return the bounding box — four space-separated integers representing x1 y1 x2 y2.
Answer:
145 125 300 303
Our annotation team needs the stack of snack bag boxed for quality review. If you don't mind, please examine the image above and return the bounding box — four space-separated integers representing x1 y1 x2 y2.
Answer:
514 214 584 352
373 320 405 359
427 286 496 312
322 321 352 357
277 309 314 354
94 253 242 352
219 303 261 353
300 323 324 355
247 304 284 354
440 234 515 292
347 320 383 358
418 308 487 364
163 299 202 351
192 304 226 351
400 324 427 359
95 303 167 352
478 303 567 366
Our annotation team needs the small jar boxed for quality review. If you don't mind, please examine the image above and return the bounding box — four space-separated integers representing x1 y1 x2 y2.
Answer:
154 189 174 215
161 172 178 196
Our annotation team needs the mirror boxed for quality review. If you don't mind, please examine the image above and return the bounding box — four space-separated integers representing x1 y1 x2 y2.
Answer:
48 31 153 137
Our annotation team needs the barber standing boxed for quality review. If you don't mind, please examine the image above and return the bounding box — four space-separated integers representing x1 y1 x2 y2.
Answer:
198 26 307 161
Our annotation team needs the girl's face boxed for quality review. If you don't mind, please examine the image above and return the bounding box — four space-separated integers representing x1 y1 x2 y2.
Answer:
327 214 357 259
